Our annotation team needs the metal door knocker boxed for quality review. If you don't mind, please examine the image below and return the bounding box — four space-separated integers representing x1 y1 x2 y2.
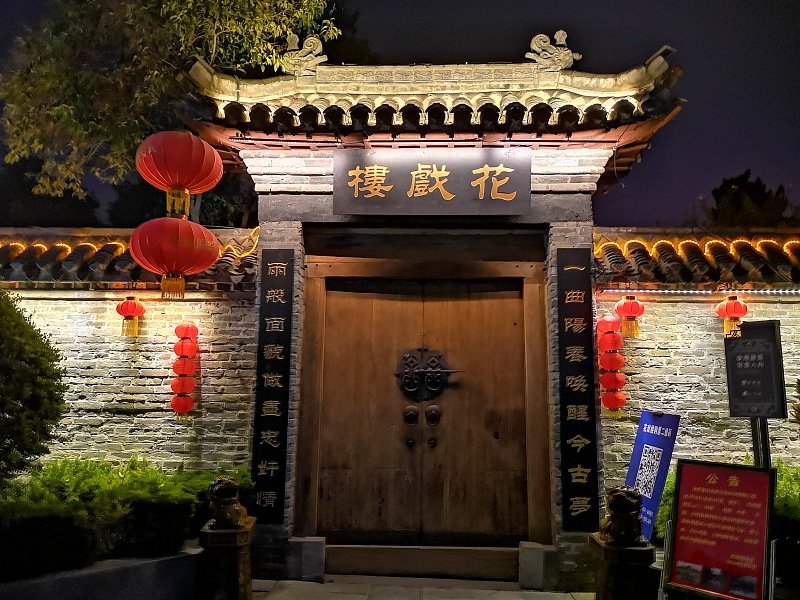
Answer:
395 347 457 401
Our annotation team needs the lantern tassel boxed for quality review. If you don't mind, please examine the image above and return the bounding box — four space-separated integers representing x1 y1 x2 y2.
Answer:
166 188 191 217
162 274 186 299
121 317 139 337
724 317 741 337
621 317 639 338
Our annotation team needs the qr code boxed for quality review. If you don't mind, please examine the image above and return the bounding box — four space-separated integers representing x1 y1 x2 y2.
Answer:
634 444 663 499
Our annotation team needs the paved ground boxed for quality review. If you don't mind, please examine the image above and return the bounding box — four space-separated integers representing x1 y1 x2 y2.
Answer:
252 576 596 599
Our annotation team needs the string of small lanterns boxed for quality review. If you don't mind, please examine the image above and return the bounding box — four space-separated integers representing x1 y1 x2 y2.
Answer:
597 315 627 415
171 322 199 421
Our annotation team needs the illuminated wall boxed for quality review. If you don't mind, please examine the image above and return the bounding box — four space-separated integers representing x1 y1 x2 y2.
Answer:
12 290 258 470
595 293 800 487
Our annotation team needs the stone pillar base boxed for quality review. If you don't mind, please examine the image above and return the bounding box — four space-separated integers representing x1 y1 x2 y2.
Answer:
519 541 559 590
198 516 257 600
588 532 659 600
287 536 326 582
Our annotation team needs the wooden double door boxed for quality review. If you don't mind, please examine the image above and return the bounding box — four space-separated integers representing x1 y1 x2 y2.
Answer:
303 276 541 546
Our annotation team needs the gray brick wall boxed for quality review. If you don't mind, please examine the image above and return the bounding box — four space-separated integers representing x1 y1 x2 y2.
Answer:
596 293 800 487
11 290 258 470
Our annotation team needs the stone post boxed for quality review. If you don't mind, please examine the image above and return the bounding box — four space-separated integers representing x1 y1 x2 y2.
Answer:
198 516 257 600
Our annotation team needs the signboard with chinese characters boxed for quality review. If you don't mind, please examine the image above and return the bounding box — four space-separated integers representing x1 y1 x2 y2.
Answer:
724 320 787 419
665 460 774 600
556 247 600 532
251 249 294 523
625 411 680 540
332 148 531 215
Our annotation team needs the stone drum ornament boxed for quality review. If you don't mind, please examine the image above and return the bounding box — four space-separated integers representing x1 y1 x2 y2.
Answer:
597 486 647 547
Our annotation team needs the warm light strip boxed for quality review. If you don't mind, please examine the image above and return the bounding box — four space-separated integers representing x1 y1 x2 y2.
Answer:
622 239 650 255
218 226 260 259
77 242 99 252
594 241 622 258
677 239 702 255
755 239 780 253
599 288 800 296
650 239 674 257
54 243 73 253
32 244 47 252
703 239 729 256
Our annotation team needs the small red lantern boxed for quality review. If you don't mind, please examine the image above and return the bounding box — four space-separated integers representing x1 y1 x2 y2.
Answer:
174 338 199 358
599 352 626 371
173 358 197 376
171 377 196 395
600 371 626 390
715 294 748 337
614 295 645 337
136 131 223 217
116 296 146 336
175 322 199 339
598 332 624 352
601 391 627 410
129 217 220 298
597 315 621 334
171 395 195 419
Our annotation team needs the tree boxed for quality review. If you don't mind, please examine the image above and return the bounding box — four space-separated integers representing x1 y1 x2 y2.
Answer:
708 169 796 228
0 289 67 488
0 0 339 199
0 158 100 226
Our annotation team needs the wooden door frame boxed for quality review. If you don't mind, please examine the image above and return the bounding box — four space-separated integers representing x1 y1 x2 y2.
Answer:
296 256 552 544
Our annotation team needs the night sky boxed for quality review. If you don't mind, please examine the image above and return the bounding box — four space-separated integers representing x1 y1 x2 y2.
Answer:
2 0 799 228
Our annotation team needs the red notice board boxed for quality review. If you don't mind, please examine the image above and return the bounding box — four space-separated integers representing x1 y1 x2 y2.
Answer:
665 460 775 600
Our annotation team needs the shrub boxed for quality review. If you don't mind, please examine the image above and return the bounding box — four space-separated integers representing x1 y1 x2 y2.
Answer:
0 289 67 488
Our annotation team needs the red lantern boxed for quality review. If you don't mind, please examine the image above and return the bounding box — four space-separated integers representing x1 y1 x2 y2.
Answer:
136 131 223 217
614 295 645 337
174 338 199 358
173 358 197 376
171 395 194 417
715 295 748 337
598 332 624 352
171 377 196 395
116 296 146 336
599 352 626 371
129 217 220 298
175 322 199 339
601 390 627 410
600 371 626 390
596 315 621 334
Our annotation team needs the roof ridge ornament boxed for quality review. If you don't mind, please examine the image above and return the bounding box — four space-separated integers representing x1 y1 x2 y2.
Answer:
283 33 327 77
524 30 582 71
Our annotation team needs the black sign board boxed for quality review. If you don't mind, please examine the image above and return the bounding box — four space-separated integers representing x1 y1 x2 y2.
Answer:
556 248 600 532
251 249 294 523
724 320 787 419
333 147 531 215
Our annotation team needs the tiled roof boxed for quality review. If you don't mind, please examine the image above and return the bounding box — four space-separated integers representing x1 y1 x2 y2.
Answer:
594 228 800 289
0 227 259 292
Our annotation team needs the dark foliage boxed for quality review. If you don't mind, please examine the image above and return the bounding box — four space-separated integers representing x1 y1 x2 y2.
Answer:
0 289 67 488
708 169 796 228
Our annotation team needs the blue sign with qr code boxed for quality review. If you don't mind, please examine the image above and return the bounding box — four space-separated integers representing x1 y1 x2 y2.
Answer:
625 410 680 540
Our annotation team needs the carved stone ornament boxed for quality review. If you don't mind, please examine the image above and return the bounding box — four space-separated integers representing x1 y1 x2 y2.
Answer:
208 476 249 530
597 486 648 547
283 33 327 76
524 30 582 71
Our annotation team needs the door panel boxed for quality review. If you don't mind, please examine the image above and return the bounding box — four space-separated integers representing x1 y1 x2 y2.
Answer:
317 279 528 545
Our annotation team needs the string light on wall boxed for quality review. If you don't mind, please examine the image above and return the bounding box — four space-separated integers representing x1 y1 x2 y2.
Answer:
715 295 748 337
171 322 199 421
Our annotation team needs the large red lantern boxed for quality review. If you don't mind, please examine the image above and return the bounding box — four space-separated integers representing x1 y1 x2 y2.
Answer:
129 217 220 298
116 296 146 336
136 131 223 217
715 294 748 337
614 295 645 337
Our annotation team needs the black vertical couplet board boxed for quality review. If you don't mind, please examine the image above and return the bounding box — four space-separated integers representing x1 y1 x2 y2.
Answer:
251 249 294 523
556 248 600 532
724 320 787 418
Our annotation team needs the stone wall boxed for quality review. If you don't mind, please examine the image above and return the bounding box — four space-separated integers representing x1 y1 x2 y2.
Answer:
9 289 258 470
546 221 597 591
596 293 800 488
